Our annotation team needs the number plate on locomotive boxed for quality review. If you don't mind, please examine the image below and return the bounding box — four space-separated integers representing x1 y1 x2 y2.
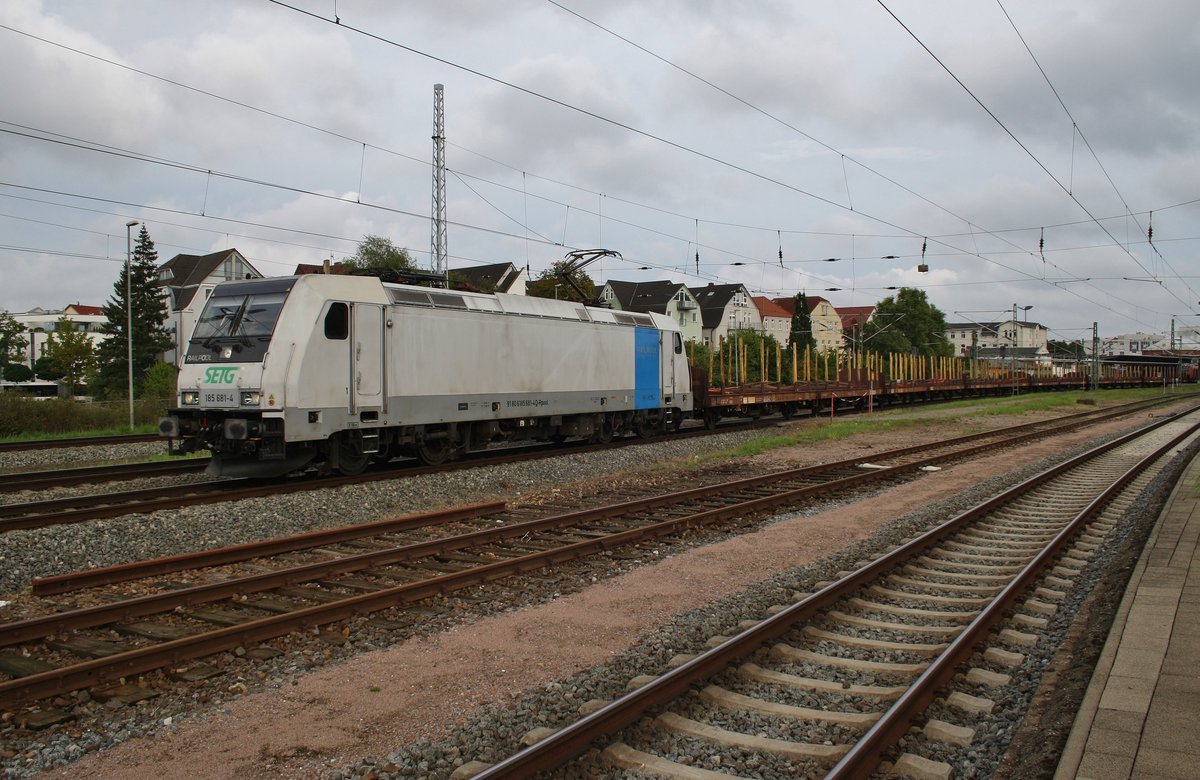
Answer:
201 390 239 407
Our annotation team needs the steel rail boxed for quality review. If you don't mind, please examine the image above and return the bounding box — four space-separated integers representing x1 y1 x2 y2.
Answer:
21 400 1152 597
0 408 1188 708
825 417 1200 777
0 397 1169 533
470 410 1198 778
29 501 505 596
0 458 209 493
0 423 729 532
3 445 988 648
0 433 159 453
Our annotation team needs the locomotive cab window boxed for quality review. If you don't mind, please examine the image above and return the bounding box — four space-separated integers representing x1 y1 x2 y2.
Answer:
674 333 683 354
184 278 293 364
324 302 349 340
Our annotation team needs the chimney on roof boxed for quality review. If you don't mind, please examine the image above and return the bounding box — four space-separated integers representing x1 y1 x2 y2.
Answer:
323 258 331 274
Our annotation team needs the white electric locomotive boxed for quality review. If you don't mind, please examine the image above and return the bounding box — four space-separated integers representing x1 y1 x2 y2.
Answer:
160 273 693 477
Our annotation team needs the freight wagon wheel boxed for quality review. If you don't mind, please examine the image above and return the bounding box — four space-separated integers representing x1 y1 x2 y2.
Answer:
703 410 720 430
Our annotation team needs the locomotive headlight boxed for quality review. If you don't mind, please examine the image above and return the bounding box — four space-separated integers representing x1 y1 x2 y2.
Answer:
240 390 262 406
181 391 200 406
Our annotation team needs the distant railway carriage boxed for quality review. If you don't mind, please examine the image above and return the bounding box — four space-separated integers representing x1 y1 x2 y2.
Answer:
159 274 693 477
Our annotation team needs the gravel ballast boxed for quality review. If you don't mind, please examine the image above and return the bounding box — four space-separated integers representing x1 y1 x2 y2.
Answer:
2 404 1194 779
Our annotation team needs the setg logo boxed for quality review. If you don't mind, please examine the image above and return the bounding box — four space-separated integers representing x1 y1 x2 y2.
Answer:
203 367 238 384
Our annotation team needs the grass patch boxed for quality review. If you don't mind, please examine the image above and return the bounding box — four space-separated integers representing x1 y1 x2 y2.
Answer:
709 417 931 462
0 394 169 440
698 386 1190 463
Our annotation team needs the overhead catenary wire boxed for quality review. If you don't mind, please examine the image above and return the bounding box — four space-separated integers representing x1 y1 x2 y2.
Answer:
1 9 1189 331
876 0 1195 316
994 0 1200 307
3 15 1189 294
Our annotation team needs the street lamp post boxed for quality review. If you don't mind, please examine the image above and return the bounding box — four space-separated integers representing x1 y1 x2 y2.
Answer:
1012 304 1032 395
125 220 139 431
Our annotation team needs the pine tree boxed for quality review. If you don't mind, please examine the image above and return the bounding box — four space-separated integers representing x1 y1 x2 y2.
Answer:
93 226 172 400
0 311 26 373
789 292 816 354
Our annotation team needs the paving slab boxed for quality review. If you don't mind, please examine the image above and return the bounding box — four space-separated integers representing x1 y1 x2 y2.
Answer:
1054 450 1200 779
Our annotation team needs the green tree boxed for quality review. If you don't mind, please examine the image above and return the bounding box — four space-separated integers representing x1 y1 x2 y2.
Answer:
0 312 26 374
142 359 178 400
526 260 596 301
788 292 816 354
33 354 61 382
93 226 173 400
347 235 415 274
861 287 952 357
43 316 97 391
1047 338 1085 360
2 363 32 382
714 328 782 384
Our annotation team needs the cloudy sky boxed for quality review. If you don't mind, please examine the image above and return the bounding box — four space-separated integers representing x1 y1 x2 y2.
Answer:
2 0 1198 343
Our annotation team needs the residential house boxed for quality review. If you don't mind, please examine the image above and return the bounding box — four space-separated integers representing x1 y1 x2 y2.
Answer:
752 297 792 347
688 283 761 347
448 262 526 295
836 305 876 351
599 280 703 343
945 319 1049 361
157 249 263 364
771 295 844 353
1100 332 1168 357
6 304 108 374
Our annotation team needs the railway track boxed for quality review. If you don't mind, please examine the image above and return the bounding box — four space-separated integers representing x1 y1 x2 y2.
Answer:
0 458 209 493
0 402 1191 723
0 396 1173 533
0 433 159 453
465 408 1199 778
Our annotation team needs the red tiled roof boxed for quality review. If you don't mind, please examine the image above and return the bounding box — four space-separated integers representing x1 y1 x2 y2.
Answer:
753 296 791 319
64 304 103 316
837 305 875 329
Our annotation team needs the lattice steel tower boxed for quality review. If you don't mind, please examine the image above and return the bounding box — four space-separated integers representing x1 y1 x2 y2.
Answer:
430 83 448 279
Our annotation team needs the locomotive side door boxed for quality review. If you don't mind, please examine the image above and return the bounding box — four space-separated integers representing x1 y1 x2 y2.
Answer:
661 331 683 401
351 303 384 413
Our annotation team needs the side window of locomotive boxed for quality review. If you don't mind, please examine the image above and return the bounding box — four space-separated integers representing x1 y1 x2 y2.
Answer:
674 333 683 354
324 302 349 340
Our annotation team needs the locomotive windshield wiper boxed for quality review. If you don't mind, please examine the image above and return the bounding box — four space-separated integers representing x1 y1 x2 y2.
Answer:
226 296 252 337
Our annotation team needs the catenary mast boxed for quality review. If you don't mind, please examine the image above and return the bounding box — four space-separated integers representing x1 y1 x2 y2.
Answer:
430 83 448 280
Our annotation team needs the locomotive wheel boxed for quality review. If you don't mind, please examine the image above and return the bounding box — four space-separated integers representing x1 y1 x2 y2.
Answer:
593 415 614 444
415 436 452 465
334 433 369 476
635 415 656 438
